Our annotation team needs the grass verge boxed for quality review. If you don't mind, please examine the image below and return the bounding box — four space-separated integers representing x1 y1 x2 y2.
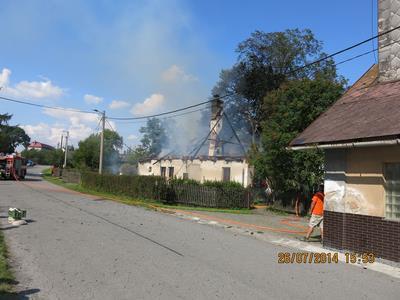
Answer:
0 231 16 296
42 169 252 215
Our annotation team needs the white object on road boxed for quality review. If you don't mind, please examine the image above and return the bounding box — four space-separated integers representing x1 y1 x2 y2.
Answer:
12 219 28 226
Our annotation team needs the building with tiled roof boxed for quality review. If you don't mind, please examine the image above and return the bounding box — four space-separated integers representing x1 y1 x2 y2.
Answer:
28 141 55 151
290 0 400 262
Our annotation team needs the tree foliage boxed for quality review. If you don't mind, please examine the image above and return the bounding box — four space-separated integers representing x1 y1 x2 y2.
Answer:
211 29 339 144
0 113 30 153
254 77 345 200
21 149 65 166
73 129 123 171
138 118 167 157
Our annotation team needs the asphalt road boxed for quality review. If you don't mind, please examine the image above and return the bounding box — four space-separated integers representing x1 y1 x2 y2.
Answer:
1 166 399 300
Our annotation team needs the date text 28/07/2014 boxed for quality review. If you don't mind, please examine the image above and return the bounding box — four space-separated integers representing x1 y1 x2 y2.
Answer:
277 252 375 264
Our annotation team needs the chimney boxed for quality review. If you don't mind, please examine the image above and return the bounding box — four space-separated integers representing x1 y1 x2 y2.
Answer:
208 95 223 157
378 0 400 81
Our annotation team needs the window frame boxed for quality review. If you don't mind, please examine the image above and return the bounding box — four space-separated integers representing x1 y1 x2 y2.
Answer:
383 162 400 221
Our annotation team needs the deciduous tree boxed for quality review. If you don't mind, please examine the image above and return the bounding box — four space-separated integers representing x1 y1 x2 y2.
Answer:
0 113 30 153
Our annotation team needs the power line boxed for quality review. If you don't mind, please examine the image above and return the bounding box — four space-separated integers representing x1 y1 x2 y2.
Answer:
0 96 97 114
2 25 400 124
289 24 400 75
107 93 232 121
111 106 211 124
105 118 135 152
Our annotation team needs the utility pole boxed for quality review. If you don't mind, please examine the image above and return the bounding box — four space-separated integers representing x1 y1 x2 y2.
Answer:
63 131 69 168
99 110 105 175
60 133 64 150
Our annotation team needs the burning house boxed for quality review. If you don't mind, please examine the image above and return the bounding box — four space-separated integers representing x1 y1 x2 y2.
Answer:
137 97 253 186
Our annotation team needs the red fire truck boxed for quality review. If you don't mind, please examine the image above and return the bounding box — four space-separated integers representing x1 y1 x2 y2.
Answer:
0 154 27 180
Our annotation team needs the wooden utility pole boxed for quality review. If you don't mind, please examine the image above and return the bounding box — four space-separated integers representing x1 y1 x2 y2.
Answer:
99 110 105 174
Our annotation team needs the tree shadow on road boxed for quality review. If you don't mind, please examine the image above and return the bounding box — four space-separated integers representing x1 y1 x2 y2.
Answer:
0 288 41 299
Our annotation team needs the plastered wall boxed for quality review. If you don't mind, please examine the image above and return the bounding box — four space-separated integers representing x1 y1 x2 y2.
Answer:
324 145 400 217
138 158 252 187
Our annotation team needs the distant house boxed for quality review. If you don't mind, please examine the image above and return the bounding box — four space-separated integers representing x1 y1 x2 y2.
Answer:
290 0 400 262
138 156 252 187
28 141 55 151
137 98 253 187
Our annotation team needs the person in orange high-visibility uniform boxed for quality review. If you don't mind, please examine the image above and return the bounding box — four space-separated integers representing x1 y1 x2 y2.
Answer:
304 185 324 241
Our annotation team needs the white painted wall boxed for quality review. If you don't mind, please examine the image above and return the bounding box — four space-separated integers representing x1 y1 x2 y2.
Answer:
138 158 253 187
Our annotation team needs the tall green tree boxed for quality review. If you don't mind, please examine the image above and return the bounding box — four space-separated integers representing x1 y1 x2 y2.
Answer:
21 148 65 166
255 77 345 200
211 29 337 144
73 129 123 171
0 113 30 153
139 118 167 157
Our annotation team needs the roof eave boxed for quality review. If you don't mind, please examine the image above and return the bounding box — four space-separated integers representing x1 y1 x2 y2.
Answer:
288 138 400 150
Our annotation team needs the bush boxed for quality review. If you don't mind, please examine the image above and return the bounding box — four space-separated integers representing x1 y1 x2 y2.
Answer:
202 180 243 189
81 172 166 200
75 171 251 208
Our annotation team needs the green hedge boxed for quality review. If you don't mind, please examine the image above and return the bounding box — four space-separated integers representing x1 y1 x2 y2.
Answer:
81 172 166 200
79 171 251 208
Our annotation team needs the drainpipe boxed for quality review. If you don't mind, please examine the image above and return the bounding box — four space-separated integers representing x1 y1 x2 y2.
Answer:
288 139 400 150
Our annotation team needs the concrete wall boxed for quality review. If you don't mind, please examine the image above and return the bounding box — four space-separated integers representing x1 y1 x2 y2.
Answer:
138 158 252 187
324 145 400 217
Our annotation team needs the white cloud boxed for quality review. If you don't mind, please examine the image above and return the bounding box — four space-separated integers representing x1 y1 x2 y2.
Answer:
0 68 11 87
21 122 93 147
109 100 130 109
127 134 137 141
84 94 103 104
161 65 197 83
131 93 165 116
0 68 64 99
42 107 99 124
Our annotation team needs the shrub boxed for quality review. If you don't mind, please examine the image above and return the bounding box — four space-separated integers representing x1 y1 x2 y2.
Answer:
81 172 166 200
75 171 251 208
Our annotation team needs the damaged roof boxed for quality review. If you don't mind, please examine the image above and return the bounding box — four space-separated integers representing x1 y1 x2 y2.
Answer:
290 64 400 147
138 155 247 163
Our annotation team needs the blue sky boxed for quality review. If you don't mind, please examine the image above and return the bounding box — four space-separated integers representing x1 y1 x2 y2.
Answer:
0 0 378 148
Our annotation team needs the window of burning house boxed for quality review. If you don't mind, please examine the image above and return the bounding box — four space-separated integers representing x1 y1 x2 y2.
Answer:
384 163 400 220
222 167 231 182
161 167 166 178
168 167 174 178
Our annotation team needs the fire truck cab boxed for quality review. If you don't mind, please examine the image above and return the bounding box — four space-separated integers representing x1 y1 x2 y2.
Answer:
0 154 27 180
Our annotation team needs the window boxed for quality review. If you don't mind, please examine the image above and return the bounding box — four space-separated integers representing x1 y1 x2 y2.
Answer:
384 163 400 220
168 167 174 179
222 167 231 182
183 173 189 179
161 167 166 178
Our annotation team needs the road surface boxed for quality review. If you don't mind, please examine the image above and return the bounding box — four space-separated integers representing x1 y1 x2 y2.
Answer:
1 166 399 299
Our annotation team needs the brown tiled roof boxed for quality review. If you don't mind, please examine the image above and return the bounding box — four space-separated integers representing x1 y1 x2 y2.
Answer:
290 64 400 147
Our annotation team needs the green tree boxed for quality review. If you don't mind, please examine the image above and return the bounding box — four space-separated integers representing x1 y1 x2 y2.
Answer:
73 129 123 171
0 113 30 153
255 77 345 201
21 149 65 166
211 29 337 144
139 118 167 157
126 146 148 165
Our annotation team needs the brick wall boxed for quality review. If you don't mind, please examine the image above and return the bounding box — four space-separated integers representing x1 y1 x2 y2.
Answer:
324 210 400 262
